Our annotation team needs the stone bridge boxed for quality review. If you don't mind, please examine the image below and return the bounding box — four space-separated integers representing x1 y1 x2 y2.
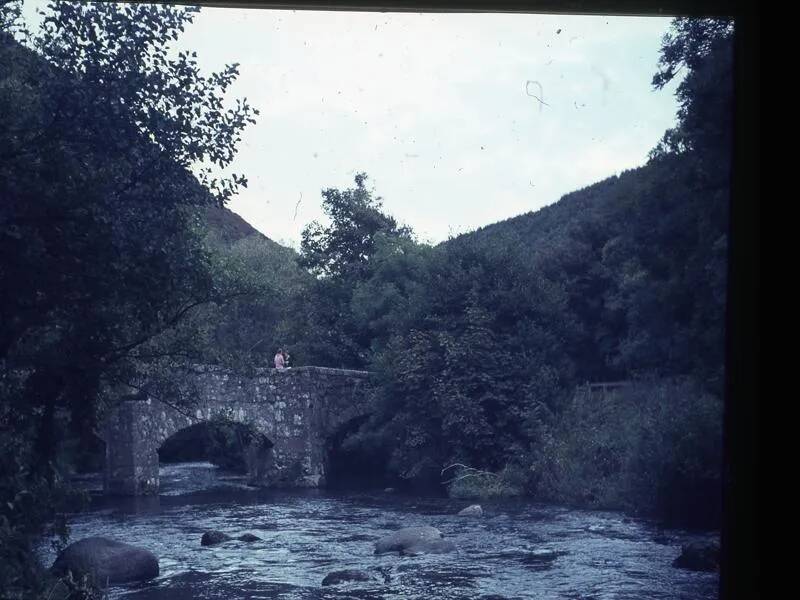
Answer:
99 366 372 495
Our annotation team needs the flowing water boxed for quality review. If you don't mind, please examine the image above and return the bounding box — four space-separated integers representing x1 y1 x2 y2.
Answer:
38 462 719 600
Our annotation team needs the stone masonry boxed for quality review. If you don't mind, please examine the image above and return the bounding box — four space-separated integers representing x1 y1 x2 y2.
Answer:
98 366 372 495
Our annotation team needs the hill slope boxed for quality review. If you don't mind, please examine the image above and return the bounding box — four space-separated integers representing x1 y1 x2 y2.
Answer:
441 154 727 389
203 206 296 256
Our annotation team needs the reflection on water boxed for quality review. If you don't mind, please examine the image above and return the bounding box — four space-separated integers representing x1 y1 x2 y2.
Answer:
43 463 719 599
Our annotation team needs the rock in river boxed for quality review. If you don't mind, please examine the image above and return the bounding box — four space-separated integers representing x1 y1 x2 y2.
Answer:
458 504 483 517
672 541 720 572
51 537 159 584
201 530 232 546
201 530 260 545
321 569 375 586
374 526 457 556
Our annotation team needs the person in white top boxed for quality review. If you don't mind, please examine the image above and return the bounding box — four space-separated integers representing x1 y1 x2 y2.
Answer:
274 348 285 370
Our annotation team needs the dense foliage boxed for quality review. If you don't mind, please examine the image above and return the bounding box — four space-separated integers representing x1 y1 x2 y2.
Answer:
293 173 416 367
1 2 259 596
534 378 724 529
290 18 732 527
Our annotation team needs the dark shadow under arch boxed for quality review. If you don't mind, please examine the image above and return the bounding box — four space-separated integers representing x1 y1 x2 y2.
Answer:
324 413 390 490
159 420 273 474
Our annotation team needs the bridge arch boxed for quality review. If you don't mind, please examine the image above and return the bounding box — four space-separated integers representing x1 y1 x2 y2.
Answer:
158 418 274 475
99 366 372 495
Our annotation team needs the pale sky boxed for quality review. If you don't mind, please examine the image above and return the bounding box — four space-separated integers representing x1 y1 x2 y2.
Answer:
23 3 681 248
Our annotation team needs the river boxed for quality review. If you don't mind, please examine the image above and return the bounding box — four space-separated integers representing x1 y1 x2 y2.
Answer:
38 462 720 599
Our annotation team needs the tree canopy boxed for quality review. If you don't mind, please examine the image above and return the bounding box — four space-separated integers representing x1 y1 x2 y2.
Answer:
1 3 259 594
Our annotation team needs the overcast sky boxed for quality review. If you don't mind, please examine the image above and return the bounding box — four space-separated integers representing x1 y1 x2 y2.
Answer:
24 3 682 248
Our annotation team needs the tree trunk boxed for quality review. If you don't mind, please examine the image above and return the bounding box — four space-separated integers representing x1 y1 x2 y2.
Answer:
27 367 67 480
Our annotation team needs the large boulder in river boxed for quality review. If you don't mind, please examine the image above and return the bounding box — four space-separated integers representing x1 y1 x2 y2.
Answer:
201 530 232 546
672 541 720 572
374 526 457 556
321 569 375 586
457 504 483 517
51 537 159 584
201 531 260 545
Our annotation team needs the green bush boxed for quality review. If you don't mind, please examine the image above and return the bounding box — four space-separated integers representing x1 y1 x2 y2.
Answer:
530 378 722 528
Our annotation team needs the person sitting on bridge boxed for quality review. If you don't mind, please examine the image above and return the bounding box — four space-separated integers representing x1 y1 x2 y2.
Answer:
282 349 291 369
274 348 286 370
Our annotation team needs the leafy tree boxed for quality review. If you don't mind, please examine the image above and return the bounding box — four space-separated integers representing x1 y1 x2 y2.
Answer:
200 231 311 368
34 0 257 205
651 18 734 175
1 2 258 595
360 235 575 488
349 232 434 355
297 173 413 367
1 0 258 456
300 173 412 279
605 18 733 390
